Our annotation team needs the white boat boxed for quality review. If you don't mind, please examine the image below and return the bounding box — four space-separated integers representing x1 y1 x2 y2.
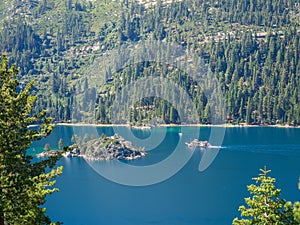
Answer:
27 124 39 128
185 139 211 148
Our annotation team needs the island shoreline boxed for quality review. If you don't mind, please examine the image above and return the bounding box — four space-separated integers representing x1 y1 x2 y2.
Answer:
55 122 300 129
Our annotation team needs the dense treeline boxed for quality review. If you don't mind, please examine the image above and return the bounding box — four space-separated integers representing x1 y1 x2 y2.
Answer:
95 0 300 125
0 0 299 125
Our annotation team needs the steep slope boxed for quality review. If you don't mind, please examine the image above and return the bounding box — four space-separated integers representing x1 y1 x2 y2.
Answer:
0 0 300 125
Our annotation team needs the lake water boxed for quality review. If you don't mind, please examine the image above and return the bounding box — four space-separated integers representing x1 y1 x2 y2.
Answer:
30 126 300 225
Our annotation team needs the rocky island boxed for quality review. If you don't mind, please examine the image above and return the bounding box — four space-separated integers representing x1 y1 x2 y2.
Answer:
64 133 147 161
37 150 62 158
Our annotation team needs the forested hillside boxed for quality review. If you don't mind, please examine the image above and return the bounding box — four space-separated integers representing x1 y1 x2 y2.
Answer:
0 0 300 125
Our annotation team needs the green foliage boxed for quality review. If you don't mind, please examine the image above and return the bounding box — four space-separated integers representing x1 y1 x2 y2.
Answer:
233 167 300 225
58 138 64 150
0 55 62 224
294 202 300 223
294 180 300 223
44 143 51 151
71 134 77 144
0 0 300 125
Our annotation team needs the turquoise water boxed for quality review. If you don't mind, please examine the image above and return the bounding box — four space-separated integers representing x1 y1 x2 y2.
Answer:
30 126 300 225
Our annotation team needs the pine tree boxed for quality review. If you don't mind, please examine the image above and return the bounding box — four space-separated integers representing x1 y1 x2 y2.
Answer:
58 138 64 150
233 167 298 225
0 55 63 224
44 143 51 152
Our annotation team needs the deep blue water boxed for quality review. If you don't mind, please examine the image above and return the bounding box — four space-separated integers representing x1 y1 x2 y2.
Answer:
30 126 300 225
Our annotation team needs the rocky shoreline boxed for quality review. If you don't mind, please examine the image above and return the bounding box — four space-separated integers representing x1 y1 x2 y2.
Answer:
37 150 62 158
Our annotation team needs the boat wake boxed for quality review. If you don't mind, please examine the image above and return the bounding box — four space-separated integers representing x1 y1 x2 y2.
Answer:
186 145 225 151
220 144 300 156
208 145 223 149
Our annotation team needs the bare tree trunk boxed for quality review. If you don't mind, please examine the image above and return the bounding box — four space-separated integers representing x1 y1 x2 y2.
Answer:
0 215 4 225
